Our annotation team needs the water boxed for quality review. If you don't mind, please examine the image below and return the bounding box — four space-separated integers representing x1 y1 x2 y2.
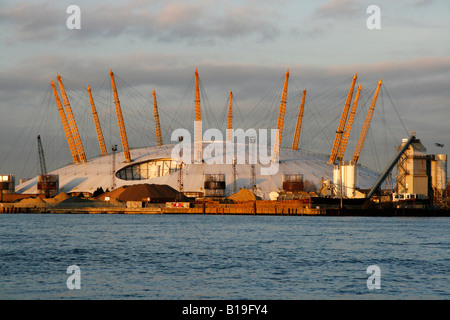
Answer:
0 214 448 300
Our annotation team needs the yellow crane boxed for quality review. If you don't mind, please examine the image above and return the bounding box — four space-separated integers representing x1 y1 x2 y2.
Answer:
50 79 80 164
329 73 357 164
352 79 383 164
272 69 289 163
87 85 107 156
292 88 307 150
336 84 362 161
194 68 202 163
152 89 163 147
227 90 233 142
57 74 87 163
110 69 131 163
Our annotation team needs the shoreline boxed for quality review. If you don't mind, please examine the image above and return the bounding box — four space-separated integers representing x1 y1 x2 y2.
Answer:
1 204 449 216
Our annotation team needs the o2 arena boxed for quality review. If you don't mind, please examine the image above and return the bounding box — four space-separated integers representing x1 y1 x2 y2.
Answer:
14 69 385 200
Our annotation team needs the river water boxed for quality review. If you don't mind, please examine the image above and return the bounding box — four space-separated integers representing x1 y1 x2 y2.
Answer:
0 214 448 300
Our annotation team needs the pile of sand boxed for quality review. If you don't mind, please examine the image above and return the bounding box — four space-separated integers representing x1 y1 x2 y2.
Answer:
97 184 182 202
227 189 260 202
19 196 47 204
53 192 71 202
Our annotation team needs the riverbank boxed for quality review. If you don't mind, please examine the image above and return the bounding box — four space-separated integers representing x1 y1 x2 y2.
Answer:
0 202 323 215
1 202 448 216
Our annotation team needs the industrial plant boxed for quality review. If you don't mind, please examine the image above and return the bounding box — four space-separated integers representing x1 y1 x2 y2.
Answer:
0 68 448 215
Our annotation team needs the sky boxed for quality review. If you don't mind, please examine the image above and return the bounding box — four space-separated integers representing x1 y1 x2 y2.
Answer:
0 0 449 181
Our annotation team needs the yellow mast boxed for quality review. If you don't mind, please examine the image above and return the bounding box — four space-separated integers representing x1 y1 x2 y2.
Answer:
50 79 79 164
292 88 307 150
272 69 290 163
110 69 131 163
194 68 202 163
152 89 163 147
337 84 362 161
329 73 357 164
57 74 87 163
87 85 107 156
227 90 233 141
352 79 383 164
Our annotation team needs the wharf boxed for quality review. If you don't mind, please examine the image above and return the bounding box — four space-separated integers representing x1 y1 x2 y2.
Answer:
0 200 324 215
1 199 448 216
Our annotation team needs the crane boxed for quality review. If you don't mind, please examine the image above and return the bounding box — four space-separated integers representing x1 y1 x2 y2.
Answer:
352 79 382 164
37 135 47 175
50 79 79 164
227 90 233 142
292 88 307 150
87 85 107 156
365 134 415 199
57 74 87 163
337 84 362 161
272 69 290 163
110 70 131 163
329 73 357 164
152 89 163 147
37 135 56 198
194 68 202 163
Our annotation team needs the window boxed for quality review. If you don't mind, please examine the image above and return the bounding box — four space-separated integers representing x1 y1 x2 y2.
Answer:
116 158 183 181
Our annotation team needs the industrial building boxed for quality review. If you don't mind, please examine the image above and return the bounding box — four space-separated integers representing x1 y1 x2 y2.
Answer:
394 136 447 204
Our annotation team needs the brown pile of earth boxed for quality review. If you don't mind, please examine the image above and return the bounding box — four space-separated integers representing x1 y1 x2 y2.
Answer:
19 196 47 204
53 192 71 202
227 189 260 202
97 184 183 202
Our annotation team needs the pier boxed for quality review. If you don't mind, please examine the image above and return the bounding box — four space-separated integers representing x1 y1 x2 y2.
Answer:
2 199 448 216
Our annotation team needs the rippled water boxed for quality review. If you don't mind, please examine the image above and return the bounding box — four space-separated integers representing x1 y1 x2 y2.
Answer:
0 214 448 300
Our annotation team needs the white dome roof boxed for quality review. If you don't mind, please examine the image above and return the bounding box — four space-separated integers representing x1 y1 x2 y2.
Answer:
16 142 380 200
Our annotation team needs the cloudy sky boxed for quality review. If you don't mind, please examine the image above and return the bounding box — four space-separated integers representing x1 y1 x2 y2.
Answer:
0 0 449 180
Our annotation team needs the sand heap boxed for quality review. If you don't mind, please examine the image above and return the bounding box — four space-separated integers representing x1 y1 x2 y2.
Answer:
227 189 260 202
43 192 70 205
18 196 47 205
97 184 183 203
24 191 112 208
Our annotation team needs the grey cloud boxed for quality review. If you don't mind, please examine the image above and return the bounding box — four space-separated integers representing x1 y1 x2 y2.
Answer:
0 1 280 44
313 0 362 19
214 6 279 40
0 0 63 43
415 0 435 7
2 54 449 106
299 0 367 39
